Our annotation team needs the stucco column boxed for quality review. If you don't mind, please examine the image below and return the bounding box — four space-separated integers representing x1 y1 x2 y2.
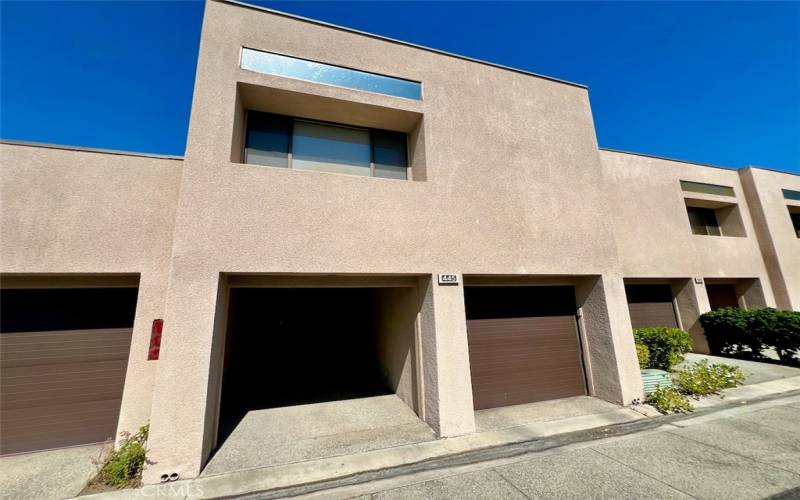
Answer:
672 279 711 354
115 272 169 442
576 274 643 405
737 278 770 309
142 268 223 484
417 275 475 437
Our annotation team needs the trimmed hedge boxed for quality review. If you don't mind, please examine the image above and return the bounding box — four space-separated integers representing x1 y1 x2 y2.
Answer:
699 307 800 363
635 343 650 369
633 327 693 371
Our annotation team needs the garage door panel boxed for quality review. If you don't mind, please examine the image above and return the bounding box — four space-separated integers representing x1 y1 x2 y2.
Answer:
2 387 127 411
468 341 581 357
1 329 132 367
1 360 128 389
2 406 121 438
466 313 586 410
471 363 584 379
469 358 585 376
1 426 119 455
625 285 679 330
0 326 132 454
1 399 122 425
627 303 678 329
473 387 582 410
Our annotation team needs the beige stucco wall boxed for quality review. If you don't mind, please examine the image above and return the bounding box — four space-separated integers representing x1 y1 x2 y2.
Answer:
0 143 183 438
739 167 800 310
375 287 420 414
601 150 777 288
142 0 643 481
3 0 796 485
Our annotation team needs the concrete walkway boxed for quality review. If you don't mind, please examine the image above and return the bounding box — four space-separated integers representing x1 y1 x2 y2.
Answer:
77 373 800 499
0 444 103 500
681 353 800 385
294 393 800 500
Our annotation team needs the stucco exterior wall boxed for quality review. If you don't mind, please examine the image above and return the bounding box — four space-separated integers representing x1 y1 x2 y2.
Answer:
2 0 797 486
0 142 183 437
601 150 776 290
137 0 647 481
739 167 800 310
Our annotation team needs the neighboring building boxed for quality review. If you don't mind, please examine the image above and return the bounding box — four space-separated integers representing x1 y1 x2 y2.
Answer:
0 0 797 484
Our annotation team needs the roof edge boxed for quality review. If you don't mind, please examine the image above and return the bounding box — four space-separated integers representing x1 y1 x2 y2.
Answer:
217 0 588 90
0 139 184 161
599 147 735 172
600 147 799 177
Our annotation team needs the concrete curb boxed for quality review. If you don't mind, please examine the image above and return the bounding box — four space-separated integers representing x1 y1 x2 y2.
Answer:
79 376 800 499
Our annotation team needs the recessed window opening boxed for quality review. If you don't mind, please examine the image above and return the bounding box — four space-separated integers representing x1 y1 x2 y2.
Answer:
687 206 721 236
789 207 800 239
244 111 408 180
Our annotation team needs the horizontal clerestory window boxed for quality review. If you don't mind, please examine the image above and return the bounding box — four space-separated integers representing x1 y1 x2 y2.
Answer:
244 111 408 180
680 180 735 197
240 48 422 100
783 189 800 202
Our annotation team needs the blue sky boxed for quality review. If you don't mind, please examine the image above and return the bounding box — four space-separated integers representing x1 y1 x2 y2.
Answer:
2 1 798 172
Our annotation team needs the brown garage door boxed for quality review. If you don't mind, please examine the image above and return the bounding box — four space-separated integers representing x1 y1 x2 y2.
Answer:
465 286 587 411
706 284 739 310
625 284 679 329
0 288 136 455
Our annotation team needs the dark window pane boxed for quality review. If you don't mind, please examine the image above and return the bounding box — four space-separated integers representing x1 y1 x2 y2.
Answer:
373 130 408 180
790 211 800 238
245 112 290 168
686 206 720 236
680 180 735 197
292 121 371 176
783 189 800 201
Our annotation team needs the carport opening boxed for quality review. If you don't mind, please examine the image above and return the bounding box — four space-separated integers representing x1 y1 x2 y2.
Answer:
217 286 419 444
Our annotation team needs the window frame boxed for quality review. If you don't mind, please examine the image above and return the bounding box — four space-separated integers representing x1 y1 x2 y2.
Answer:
243 111 410 180
686 206 722 236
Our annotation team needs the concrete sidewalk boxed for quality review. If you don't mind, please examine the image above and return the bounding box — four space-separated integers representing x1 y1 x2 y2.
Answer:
81 374 800 499
287 392 800 500
0 444 103 500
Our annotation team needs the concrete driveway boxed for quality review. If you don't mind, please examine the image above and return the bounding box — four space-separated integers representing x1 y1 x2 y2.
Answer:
0 444 103 500
203 395 436 476
297 394 800 500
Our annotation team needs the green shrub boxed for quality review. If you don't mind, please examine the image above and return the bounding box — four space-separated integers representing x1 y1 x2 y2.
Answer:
647 386 694 414
633 327 693 370
753 309 800 363
699 307 754 355
676 360 746 396
93 425 149 489
700 307 800 363
635 343 650 369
